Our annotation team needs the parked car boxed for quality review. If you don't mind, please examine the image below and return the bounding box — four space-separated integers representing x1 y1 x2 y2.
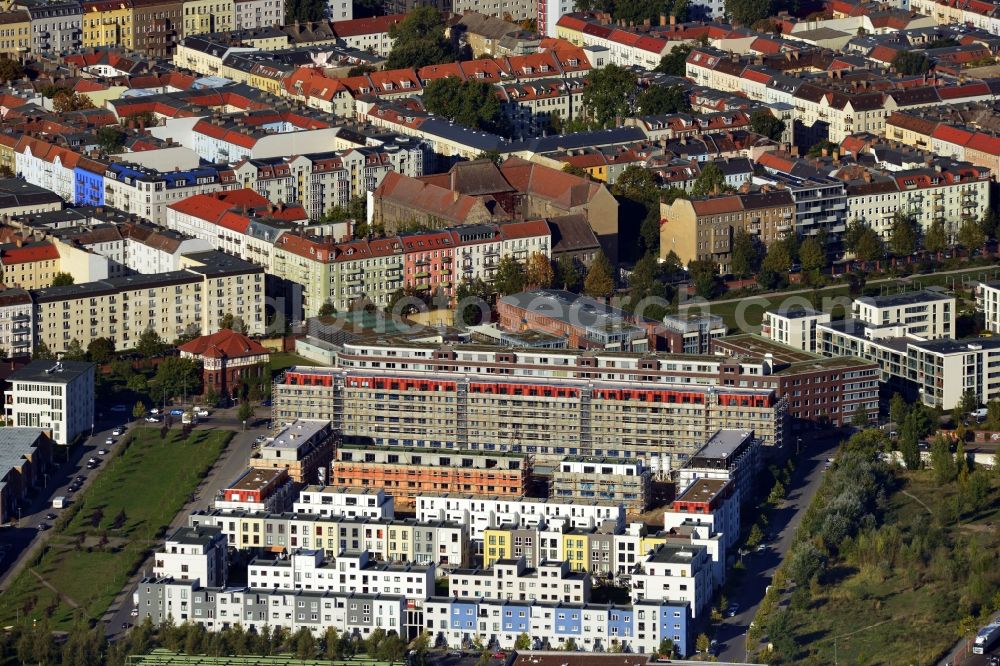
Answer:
45 512 57 520
74 476 85 483
149 408 160 415
145 416 160 423
37 523 50 531
196 409 210 417
105 437 115 445
88 457 98 464
727 604 739 617
110 404 127 413
98 448 109 455
169 409 184 416
112 428 123 436
130 608 139 617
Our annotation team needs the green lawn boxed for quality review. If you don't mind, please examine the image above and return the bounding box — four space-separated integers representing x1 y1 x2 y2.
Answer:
269 352 320 375
0 428 231 629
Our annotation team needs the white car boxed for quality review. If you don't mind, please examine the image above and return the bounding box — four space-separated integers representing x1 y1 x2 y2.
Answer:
112 428 123 436
149 408 160 415
196 409 210 417
98 449 109 455
105 437 115 445
130 608 139 617
145 416 160 423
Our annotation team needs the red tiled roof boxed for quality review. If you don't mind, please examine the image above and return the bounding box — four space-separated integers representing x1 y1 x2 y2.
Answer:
499 219 549 240
932 124 975 146
178 328 269 359
168 189 271 221
967 133 1000 156
332 13 404 37
1 242 60 265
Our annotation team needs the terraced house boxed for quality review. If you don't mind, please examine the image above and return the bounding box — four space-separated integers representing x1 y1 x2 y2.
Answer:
82 0 133 49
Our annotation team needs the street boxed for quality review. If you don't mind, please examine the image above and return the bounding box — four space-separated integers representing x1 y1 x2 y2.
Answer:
0 410 137 588
714 430 844 663
101 408 264 637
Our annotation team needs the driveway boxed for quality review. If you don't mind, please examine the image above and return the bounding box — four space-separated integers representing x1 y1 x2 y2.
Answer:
714 430 844 663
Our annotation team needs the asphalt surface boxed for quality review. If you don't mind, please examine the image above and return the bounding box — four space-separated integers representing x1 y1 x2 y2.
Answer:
102 409 263 637
0 410 137 587
713 430 844 663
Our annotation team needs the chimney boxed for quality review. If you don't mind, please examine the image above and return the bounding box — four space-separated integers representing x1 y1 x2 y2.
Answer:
669 14 676 25
660 13 667 25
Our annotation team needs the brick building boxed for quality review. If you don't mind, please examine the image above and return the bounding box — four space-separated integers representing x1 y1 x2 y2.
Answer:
178 328 270 399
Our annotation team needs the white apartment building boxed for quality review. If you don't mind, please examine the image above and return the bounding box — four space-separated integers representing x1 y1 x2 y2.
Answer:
416 494 625 541
248 549 434 600
123 227 215 275
0 288 33 357
153 526 228 588
630 543 713 618
762 306 832 352
977 281 1000 334
5 360 94 445
103 163 233 226
294 487 395 520
852 290 955 340
449 556 592 604
233 0 284 29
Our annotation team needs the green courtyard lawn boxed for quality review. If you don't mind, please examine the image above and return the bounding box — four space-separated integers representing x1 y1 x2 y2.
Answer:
269 352 320 376
0 428 231 630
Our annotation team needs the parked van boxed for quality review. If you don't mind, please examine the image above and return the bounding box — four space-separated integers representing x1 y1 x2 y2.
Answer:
52 496 66 509
181 412 198 425
972 407 988 421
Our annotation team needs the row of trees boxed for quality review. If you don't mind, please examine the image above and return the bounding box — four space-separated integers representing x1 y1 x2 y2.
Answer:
844 212 991 262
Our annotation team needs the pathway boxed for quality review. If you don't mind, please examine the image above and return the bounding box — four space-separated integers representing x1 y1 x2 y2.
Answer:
29 568 79 609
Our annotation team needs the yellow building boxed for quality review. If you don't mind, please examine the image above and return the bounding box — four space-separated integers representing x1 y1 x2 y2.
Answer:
182 0 233 36
484 528 513 567
0 9 31 55
82 0 134 49
562 531 589 573
0 241 61 289
0 134 18 177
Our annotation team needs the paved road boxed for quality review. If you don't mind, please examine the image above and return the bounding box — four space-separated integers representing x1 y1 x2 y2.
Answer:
714 431 845 663
937 615 1000 666
102 414 264 637
0 411 137 589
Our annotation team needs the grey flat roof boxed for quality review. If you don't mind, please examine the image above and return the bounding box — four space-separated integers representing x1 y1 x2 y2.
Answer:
909 337 1000 354
0 428 48 479
500 289 648 335
167 525 224 546
7 360 94 383
264 419 330 450
769 305 822 318
857 289 951 307
694 429 753 460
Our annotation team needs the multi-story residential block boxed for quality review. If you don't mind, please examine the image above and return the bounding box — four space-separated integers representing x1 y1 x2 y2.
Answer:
852 290 955 340
329 14 400 55
250 419 335 485
182 0 234 35
676 429 759 514
423 596 691 655
16 0 80 54
248 549 434 599
762 306 832 353
450 556 592 604
660 313 725 355
32 251 265 353
0 287 33 357
551 458 651 514
216 468 296 513
293 487 395 520
82 0 133 48
416 494 625 541
0 241 61 290
497 290 651 352
273 339 788 470
330 445 529 512
630 543 713 618
4 360 95 445
0 428 52 523
104 163 235 226
131 0 182 57
660 190 795 274
137 578 407 639
977 281 1000 334
0 9 32 54
234 0 284 30
153 526 228 587
188 509 470 566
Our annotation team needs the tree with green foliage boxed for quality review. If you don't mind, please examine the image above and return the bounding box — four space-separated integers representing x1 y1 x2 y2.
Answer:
386 6 453 69
691 162 728 196
137 328 168 358
889 211 919 256
96 126 126 153
762 238 793 274
923 218 948 253
494 255 525 295
525 252 554 289
747 523 764 548
730 228 762 278
807 139 839 158
891 50 931 75
851 406 869 428
51 271 74 286
475 149 503 166
410 632 431 666
854 226 885 261
957 217 986 251
799 236 826 273
613 164 663 258
980 208 999 240
285 0 325 22
87 336 115 363
889 392 908 426
726 0 772 26
238 400 255 424
203 385 220 408
584 251 615 298
318 302 336 317
931 435 955 484
557 255 582 292
638 84 690 115
515 633 532 650
0 58 24 83
455 277 490 326
562 163 589 178
750 108 785 140
987 398 1000 431
899 410 922 469
422 78 502 132
582 64 638 127
132 401 146 420
688 259 721 299
655 44 692 76
563 638 578 651
292 627 316 660
625 254 672 320
152 357 201 401
788 541 827 585
63 338 87 361
695 633 711 654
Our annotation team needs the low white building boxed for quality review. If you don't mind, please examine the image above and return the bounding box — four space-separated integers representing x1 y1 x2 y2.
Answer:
294 486 395 519
853 290 955 340
977 281 1000 335
416 494 625 540
153 526 228 588
248 549 433 600
448 556 592 604
4 360 94 445
762 306 832 353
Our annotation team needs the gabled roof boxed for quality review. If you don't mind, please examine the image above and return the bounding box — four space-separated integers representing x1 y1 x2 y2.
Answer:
178 328 269 359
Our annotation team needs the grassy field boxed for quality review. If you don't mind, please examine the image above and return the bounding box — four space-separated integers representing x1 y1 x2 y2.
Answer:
764 466 1000 665
269 352 321 375
0 428 231 629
